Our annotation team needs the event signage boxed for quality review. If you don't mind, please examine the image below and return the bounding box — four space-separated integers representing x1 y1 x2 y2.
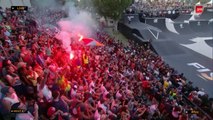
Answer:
195 5 203 14
187 62 213 81
11 6 28 11
183 37 213 81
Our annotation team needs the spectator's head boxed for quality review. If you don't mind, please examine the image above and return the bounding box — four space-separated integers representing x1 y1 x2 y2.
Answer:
2 59 11 67
47 107 56 117
37 91 44 100
52 90 60 100
7 66 15 73
1 86 15 96
17 62 27 69
20 46 26 52
37 50 44 56
73 85 78 90
37 76 44 84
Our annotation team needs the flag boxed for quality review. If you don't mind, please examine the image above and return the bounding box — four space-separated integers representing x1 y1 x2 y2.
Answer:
58 75 71 92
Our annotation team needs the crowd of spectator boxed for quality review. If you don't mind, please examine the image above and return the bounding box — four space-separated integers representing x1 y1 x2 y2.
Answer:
31 7 67 28
0 6 213 120
126 0 193 17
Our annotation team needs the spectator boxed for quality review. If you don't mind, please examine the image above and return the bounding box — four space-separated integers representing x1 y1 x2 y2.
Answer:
5 66 25 96
0 6 211 120
52 90 70 120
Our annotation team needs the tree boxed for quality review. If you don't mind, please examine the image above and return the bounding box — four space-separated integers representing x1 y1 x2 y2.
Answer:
75 0 92 9
92 0 132 29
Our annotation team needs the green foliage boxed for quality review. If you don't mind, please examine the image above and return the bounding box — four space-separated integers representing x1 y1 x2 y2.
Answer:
92 0 132 20
76 0 92 9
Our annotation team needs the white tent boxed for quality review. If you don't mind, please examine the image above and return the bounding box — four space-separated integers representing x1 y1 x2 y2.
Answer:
196 1 201 5
206 0 213 5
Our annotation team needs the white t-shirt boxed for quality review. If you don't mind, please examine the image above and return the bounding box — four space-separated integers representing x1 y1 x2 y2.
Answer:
37 84 52 101
3 93 20 106
98 103 107 113
116 91 122 99
197 91 205 96
101 84 107 93
70 88 77 98
94 110 101 120
4 30 10 37
89 81 95 88
149 104 157 115
15 112 34 120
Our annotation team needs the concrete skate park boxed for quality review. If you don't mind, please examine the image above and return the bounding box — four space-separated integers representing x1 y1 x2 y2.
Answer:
118 7 213 97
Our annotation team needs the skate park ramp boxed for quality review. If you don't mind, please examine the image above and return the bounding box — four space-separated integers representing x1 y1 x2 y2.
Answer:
145 18 169 32
205 39 213 47
151 30 213 97
167 17 212 34
139 29 166 40
189 20 212 32
119 11 213 97
144 17 194 35
173 22 194 34
120 22 166 40
196 7 213 20
152 41 186 56
169 20 212 34
119 14 167 42
122 14 140 23
120 12 213 98
148 18 213 97
173 14 192 22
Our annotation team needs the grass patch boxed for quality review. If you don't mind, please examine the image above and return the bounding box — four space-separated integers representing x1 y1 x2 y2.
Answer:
104 27 129 46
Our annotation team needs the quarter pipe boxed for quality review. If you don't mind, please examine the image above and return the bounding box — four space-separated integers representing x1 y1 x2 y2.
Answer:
145 18 169 32
173 22 193 34
189 20 212 32
173 14 192 22
197 7 213 20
